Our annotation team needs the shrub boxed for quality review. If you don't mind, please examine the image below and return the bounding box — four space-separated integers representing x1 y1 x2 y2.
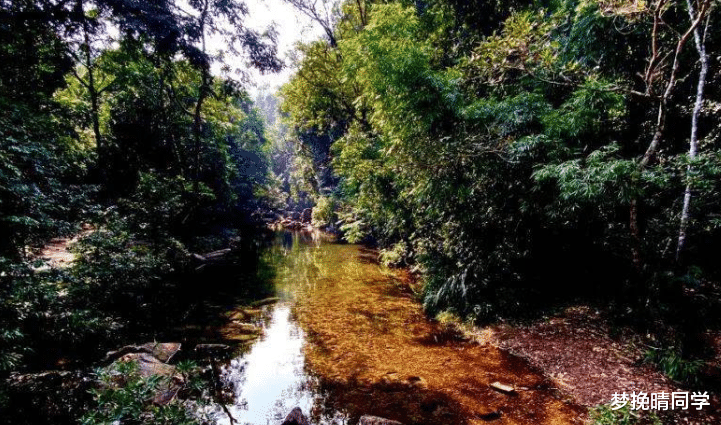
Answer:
379 241 408 267
589 404 661 425
81 360 207 425
644 346 704 385
312 196 335 227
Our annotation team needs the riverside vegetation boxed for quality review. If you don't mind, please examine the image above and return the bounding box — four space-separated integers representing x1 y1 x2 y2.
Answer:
2 0 721 425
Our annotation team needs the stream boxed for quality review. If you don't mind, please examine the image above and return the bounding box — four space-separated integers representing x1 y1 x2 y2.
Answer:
211 231 347 425
207 231 584 425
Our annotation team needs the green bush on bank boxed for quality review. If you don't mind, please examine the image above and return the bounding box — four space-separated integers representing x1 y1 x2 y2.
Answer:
81 360 207 425
589 404 661 425
312 196 336 228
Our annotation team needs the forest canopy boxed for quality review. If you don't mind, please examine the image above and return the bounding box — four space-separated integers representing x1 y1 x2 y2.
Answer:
2 0 721 423
0 0 281 383
280 0 721 329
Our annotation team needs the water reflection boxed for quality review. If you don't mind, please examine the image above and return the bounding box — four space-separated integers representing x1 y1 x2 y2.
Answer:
216 305 315 425
214 231 583 425
214 231 348 425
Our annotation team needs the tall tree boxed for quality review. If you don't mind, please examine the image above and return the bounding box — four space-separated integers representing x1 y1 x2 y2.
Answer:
676 0 713 260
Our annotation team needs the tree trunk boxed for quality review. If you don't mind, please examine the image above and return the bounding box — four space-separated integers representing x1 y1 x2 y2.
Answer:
192 0 210 195
77 0 105 180
676 0 711 260
629 0 710 268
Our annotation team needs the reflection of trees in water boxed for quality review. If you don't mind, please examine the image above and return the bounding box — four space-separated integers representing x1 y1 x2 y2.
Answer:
270 231 340 296
217 305 323 425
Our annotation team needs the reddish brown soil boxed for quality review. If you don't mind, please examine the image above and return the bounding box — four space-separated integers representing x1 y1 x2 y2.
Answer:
486 306 720 425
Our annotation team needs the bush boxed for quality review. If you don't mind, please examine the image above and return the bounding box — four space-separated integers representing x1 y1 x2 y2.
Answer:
81 360 207 425
379 241 408 267
589 404 661 425
312 196 335 227
644 346 704 385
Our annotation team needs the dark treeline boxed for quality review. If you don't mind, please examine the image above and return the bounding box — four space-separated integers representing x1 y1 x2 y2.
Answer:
0 1 283 417
281 0 721 362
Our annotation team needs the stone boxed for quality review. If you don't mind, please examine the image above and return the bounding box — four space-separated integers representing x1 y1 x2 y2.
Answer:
380 371 401 385
152 387 180 406
284 221 302 230
227 308 262 320
359 415 404 425
116 353 176 379
477 408 502 420
281 407 310 425
103 342 181 364
140 342 181 363
111 353 185 406
220 332 260 343
489 381 515 394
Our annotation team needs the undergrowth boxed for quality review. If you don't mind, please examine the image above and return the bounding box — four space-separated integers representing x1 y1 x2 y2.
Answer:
589 404 662 425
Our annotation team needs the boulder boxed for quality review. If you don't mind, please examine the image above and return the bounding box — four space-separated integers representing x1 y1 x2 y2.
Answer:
283 221 303 230
104 342 181 364
227 308 263 319
116 353 176 379
141 342 181 362
218 330 260 343
406 375 427 389
281 407 310 425
359 415 404 425
191 248 232 265
112 353 184 406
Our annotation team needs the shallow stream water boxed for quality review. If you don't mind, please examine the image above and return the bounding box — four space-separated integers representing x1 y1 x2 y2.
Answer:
213 231 348 425
210 231 583 425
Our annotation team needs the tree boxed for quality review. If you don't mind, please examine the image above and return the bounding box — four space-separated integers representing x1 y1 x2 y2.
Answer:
676 0 714 260
283 0 343 46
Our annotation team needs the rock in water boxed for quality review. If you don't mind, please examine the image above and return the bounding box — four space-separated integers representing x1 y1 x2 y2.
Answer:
281 407 310 425
103 342 181 364
359 415 404 425
117 353 176 379
140 342 181 363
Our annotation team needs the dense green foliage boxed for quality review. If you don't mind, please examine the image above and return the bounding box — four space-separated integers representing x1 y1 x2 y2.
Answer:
281 0 721 350
3 0 721 421
81 360 207 425
0 2 281 417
